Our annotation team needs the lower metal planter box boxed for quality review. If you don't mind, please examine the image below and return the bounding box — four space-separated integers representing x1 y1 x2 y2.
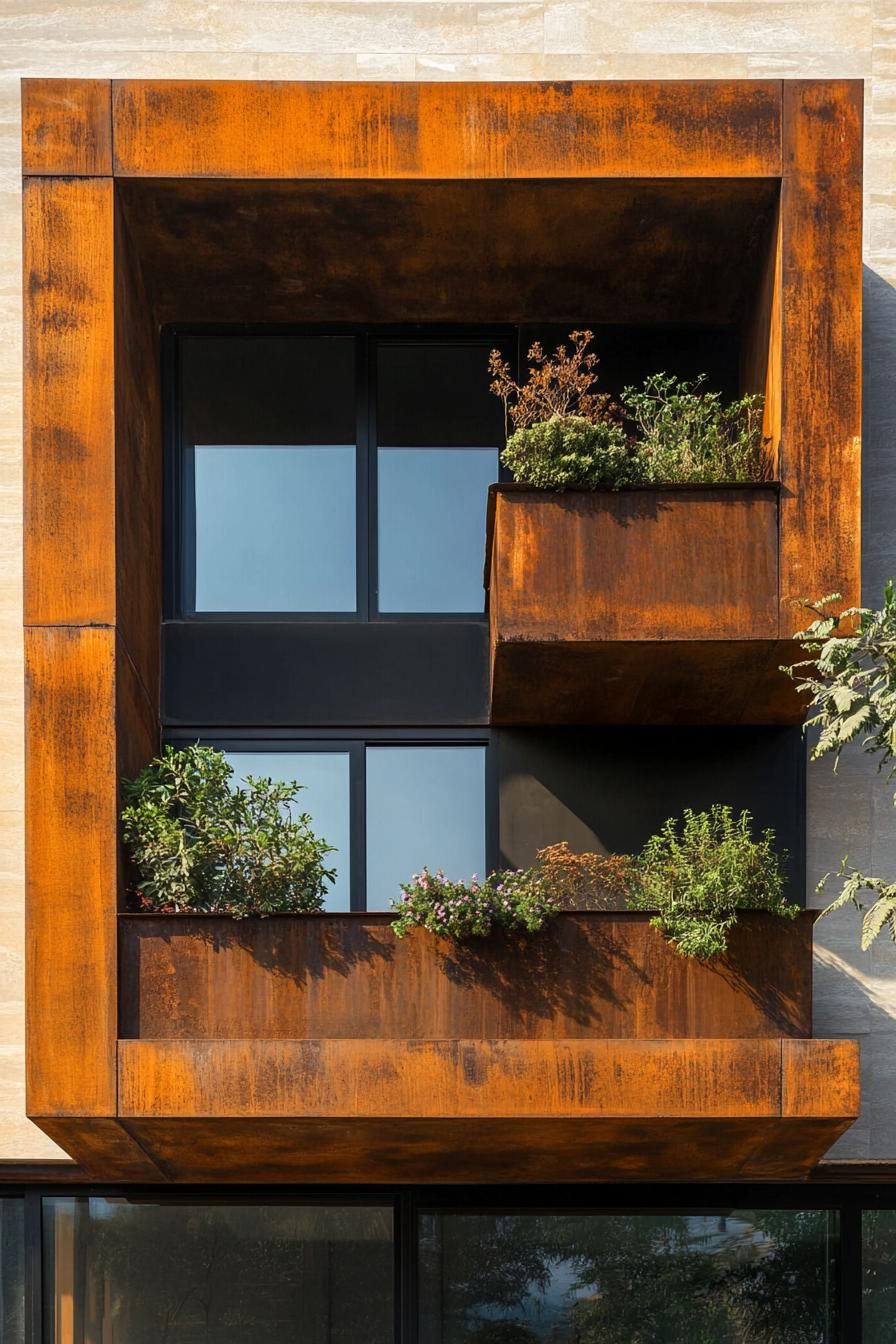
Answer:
120 909 817 1042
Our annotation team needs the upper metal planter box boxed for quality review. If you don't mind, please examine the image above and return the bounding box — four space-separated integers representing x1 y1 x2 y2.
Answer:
487 482 803 724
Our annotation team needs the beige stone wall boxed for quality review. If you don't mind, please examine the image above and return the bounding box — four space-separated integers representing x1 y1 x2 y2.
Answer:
0 2 892 1161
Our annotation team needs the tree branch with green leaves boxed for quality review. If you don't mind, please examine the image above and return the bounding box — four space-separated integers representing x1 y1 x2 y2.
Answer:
785 579 896 948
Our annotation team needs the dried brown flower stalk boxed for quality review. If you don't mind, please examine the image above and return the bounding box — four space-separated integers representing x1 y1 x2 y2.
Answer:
488 331 617 434
535 841 633 910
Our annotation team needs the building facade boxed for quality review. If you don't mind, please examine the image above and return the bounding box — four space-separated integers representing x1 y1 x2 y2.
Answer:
1 6 895 1340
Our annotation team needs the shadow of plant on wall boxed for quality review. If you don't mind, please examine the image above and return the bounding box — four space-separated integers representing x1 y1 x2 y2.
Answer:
434 919 646 1028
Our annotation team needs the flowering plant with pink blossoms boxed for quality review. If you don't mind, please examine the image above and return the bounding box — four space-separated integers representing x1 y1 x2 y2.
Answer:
391 866 559 940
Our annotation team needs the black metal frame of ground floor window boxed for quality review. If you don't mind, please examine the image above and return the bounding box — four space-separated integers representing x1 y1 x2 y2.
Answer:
6 1181 894 1343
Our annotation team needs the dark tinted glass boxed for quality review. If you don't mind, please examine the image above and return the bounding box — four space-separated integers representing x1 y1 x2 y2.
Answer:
44 1197 393 1344
0 1198 24 1344
181 336 355 446
864 1209 896 1340
376 341 504 448
419 1210 838 1344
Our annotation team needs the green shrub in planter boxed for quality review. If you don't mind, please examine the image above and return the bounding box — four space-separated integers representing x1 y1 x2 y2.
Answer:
121 744 336 917
500 417 642 492
626 804 798 959
621 373 766 484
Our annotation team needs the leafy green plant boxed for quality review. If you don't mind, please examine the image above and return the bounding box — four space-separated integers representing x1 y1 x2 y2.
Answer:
785 582 896 947
488 333 767 491
501 417 640 492
392 867 559 939
626 805 797 959
620 373 766 484
121 744 336 917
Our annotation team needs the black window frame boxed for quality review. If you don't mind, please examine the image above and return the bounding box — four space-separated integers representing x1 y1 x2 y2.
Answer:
169 728 497 913
14 1181 894 1344
164 324 515 624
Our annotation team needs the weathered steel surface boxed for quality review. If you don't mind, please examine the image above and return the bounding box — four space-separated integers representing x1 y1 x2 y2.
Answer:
23 176 116 627
116 177 779 327
20 79 862 1178
779 80 863 628
111 80 783 180
486 485 806 723
119 910 817 1042
21 79 112 176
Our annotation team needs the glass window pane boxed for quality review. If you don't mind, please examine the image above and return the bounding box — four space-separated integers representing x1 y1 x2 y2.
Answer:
420 1210 839 1344
366 746 486 911
191 444 356 613
864 1209 896 1341
376 342 505 449
227 750 351 911
44 1197 393 1344
0 1198 24 1344
377 447 496 613
181 335 356 453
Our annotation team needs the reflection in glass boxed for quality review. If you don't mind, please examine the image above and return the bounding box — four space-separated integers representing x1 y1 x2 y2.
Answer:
0 1198 24 1344
43 1198 394 1344
191 444 356 612
377 448 497 613
419 1210 838 1344
863 1209 896 1341
366 746 486 911
226 751 351 911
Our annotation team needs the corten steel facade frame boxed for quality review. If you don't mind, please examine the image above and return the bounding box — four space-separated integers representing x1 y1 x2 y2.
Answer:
21 79 863 1182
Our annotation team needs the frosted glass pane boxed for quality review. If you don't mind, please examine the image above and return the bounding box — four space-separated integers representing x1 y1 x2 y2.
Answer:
366 746 486 911
192 445 356 612
227 751 351 911
377 448 496 612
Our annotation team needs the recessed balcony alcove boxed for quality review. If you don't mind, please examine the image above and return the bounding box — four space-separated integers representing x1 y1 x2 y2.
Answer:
22 78 862 1183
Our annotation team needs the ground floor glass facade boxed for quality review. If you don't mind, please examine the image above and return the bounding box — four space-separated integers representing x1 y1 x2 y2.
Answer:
0 1190 894 1341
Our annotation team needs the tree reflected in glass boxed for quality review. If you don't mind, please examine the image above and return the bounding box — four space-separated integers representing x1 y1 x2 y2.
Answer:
419 1211 838 1344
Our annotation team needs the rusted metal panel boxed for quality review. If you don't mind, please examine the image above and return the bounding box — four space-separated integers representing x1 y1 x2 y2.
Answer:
779 80 863 628
21 79 112 176
119 910 817 1043
113 195 163 712
116 177 779 328
489 638 806 725
118 1037 785 1119
486 485 806 723
25 627 119 1119
104 1037 859 1181
489 485 779 643
19 80 862 1179
47 1113 858 1184
111 81 783 180
23 176 116 627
